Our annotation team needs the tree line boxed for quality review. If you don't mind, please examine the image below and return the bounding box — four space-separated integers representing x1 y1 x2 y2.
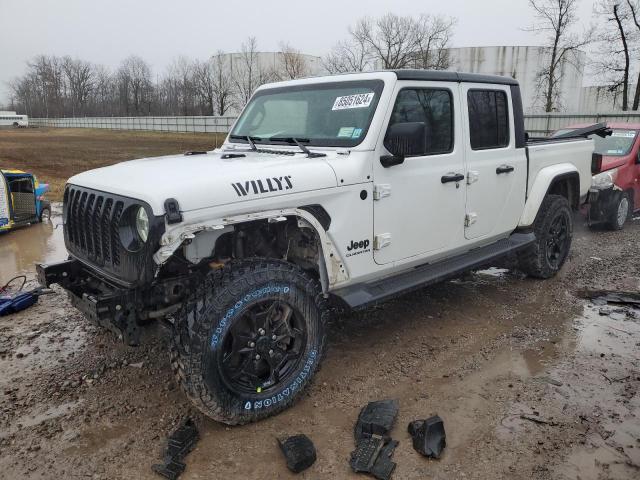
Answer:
5 41 318 118
5 4 640 116
4 12 456 118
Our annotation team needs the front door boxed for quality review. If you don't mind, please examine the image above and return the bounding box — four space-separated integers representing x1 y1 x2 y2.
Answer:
0 173 9 228
373 82 466 265
460 85 526 240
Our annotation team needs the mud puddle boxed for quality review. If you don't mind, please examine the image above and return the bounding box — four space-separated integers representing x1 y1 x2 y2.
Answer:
0 202 65 284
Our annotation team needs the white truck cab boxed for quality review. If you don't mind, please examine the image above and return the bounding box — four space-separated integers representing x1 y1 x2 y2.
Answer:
38 70 603 424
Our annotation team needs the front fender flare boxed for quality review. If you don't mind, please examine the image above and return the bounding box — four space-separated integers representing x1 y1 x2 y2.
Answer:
519 163 579 228
153 208 348 293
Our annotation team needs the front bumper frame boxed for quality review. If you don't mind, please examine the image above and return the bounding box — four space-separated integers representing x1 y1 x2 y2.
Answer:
37 259 142 345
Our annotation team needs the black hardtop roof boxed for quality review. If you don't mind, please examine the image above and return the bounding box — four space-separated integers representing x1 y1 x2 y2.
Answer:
390 69 519 86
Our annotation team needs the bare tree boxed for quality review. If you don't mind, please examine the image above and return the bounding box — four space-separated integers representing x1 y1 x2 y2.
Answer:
413 15 457 70
350 13 455 70
625 0 640 109
526 0 592 112
352 14 418 69
92 65 115 116
234 37 260 107
233 37 275 108
192 59 215 115
210 51 234 115
62 57 95 115
323 38 373 73
166 56 196 115
277 42 309 80
117 55 153 115
324 13 455 73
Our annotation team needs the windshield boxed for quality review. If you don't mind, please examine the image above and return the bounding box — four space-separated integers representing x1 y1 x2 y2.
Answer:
229 80 384 148
592 129 637 156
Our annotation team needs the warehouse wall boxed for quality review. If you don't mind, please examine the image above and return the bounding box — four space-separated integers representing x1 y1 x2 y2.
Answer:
447 46 585 113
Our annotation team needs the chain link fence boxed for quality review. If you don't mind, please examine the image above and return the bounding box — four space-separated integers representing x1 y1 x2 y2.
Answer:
29 113 640 137
29 116 237 133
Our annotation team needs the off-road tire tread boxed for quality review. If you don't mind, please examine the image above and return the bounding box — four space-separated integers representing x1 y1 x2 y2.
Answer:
169 258 328 425
518 194 572 279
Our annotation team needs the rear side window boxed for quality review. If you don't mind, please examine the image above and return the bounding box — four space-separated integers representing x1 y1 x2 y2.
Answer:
388 88 454 155
467 90 509 149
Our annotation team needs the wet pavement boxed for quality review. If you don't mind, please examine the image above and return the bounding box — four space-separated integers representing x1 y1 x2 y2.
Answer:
0 212 638 479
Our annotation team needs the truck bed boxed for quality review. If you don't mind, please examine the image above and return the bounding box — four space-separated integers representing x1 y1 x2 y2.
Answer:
526 137 594 199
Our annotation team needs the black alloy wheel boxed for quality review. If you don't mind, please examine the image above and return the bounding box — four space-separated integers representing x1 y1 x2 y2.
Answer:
218 299 307 395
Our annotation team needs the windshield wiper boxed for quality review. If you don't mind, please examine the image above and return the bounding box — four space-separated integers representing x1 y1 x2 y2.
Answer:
228 134 260 150
268 136 326 158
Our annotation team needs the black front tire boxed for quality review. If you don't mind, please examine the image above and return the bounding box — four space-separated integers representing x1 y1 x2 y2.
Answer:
170 259 328 425
518 194 573 279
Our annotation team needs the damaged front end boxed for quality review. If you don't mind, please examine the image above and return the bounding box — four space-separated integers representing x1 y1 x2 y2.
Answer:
587 166 624 224
36 259 193 345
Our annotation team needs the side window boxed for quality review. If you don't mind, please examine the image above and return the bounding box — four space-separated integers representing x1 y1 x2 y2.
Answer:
467 90 509 149
388 88 453 155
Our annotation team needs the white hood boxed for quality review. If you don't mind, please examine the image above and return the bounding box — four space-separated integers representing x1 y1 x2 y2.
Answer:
68 150 339 215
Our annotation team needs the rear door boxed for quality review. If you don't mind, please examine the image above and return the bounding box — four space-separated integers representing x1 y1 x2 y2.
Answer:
460 85 526 240
373 81 466 265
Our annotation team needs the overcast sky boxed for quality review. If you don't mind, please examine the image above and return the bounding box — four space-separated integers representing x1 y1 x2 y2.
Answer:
0 0 596 102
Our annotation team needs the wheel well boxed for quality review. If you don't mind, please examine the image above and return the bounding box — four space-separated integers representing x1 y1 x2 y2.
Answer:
547 173 580 210
185 217 324 282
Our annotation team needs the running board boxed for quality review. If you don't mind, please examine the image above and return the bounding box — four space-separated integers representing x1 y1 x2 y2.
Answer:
333 232 535 309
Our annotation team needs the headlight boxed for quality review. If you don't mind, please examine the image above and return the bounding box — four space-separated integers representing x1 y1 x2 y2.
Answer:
135 207 149 243
592 168 618 189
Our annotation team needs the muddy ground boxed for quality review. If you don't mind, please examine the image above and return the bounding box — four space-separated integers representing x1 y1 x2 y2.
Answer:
0 128 223 200
0 210 639 480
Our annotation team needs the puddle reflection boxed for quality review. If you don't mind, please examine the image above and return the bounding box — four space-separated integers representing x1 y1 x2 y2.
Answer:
0 210 66 284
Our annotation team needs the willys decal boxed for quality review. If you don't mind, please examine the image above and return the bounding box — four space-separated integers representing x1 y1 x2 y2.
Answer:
231 176 293 197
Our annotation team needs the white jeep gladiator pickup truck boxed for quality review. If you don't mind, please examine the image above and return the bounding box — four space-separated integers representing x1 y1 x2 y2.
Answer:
37 70 604 424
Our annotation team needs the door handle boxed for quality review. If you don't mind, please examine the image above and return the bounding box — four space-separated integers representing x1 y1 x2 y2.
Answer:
496 165 515 174
441 173 465 184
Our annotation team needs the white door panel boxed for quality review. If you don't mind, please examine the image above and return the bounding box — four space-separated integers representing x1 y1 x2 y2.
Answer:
461 84 526 240
373 81 466 265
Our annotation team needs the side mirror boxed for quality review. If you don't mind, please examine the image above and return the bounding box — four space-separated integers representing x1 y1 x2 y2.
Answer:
383 122 427 159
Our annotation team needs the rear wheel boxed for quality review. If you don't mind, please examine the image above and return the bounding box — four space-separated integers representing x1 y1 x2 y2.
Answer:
518 194 573 279
170 259 328 425
606 191 630 231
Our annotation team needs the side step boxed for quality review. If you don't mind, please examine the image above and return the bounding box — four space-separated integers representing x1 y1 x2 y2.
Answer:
333 232 535 309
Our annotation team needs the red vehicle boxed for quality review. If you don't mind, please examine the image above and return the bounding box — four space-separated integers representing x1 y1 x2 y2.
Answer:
553 123 640 229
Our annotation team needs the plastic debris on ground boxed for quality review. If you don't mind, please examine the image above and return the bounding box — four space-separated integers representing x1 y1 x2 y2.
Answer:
152 418 199 480
350 399 399 480
407 415 446 459
278 434 317 473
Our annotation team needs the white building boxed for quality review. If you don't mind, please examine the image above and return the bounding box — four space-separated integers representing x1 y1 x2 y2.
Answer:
212 51 323 83
214 47 628 114
446 46 585 113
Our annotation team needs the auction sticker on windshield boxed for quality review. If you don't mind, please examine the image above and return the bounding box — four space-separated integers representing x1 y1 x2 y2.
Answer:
332 92 375 110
